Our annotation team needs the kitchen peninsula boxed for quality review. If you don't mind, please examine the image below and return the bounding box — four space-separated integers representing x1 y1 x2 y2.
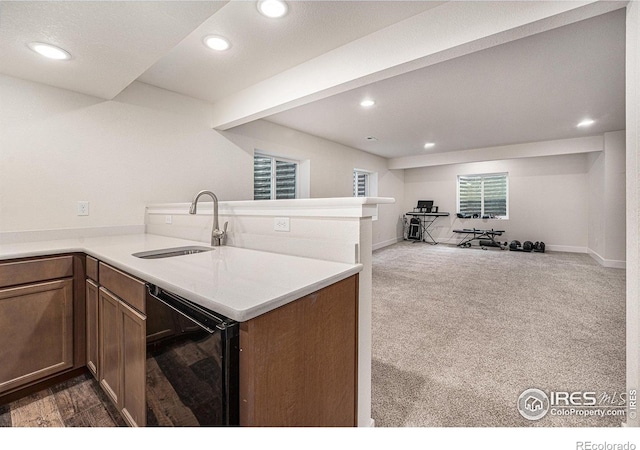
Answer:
0 197 393 427
0 234 361 426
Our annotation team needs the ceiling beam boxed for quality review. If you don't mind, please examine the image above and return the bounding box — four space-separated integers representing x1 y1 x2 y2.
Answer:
388 135 604 170
210 0 625 131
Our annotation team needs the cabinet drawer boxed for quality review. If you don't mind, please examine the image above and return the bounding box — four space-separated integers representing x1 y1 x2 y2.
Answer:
0 256 73 289
99 263 146 314
86 256 99 282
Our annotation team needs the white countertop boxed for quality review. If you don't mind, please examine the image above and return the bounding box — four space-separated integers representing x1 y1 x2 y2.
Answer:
0 234 362 322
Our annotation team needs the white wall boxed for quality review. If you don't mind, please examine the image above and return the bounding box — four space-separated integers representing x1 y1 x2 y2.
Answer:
626 0 640 428
404 153 592 251
588 150 606 256
587 130 627 267
0 76 253 232
0 76 401 249
223 120 404 248
603 131 626 264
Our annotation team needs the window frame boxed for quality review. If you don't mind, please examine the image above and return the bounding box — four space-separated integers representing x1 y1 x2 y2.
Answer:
253 151 300 200
353 168 379 220
456 172 509 219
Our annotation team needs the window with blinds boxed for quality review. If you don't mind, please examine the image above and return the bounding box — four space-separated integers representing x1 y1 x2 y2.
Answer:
254 153 298 200
353 170 369 197
457 173 508 218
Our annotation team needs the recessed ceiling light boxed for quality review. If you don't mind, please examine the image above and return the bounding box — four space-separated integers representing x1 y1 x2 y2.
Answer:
257 0 288 18
360 99 375 108
28 42 71 60
423 142 436 149
203 35 231 51
577 119 595 128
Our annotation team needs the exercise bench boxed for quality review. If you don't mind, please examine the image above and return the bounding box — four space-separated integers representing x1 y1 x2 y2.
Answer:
453 228 506 250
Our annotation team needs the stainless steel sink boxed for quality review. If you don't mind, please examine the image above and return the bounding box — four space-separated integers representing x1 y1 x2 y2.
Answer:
132 246 214 259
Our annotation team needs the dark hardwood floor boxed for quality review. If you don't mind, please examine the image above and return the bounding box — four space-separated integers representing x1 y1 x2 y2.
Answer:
0 372 126 427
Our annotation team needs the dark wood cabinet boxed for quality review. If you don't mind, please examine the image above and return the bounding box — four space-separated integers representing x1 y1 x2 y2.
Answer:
99 287 121 406
86 279 99 378
86 255 98 282
0 279 74 394
0 256 73 288
0 255 84 398
119 300 146 427
97 264 146 427
239 274 358 426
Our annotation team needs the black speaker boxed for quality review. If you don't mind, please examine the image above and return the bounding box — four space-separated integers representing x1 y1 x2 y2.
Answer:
408 218 421 240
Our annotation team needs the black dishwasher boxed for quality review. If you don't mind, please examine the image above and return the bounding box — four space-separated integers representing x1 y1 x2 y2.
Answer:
145 285 239 426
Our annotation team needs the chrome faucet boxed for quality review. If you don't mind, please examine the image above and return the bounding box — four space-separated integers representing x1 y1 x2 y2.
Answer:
189 190 228 246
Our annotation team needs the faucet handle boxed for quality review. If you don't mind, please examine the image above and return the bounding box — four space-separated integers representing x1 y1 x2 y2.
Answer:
212 222 229 245
213 222 228 235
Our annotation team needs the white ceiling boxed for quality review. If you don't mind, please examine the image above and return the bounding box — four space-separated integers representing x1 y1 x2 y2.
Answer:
266 8 627 158
0 1 627 160
138 1 442 104
0 1 226 99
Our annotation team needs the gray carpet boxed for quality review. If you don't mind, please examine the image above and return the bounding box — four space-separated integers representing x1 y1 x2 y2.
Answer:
371 241 626 427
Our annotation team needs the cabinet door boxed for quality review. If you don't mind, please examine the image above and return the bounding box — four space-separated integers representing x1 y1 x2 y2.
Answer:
120 300 146 427
302 276 358 426
0 279 73 394
99 287 121 407
239 275 358 426
86 279 99 379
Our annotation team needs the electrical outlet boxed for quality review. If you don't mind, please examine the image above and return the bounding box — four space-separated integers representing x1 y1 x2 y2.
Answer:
274 217 290 232
165 215 173 224
77 201 89 216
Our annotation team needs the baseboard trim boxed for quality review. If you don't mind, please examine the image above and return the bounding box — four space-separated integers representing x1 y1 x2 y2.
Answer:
373 237 402 251
380 239 622 267
367 418 375 427
587 248 626 269
545 245 588 254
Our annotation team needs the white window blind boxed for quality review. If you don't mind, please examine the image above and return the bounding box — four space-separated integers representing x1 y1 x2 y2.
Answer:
353 171 369 197
457 173 508 217
254 153 298 200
